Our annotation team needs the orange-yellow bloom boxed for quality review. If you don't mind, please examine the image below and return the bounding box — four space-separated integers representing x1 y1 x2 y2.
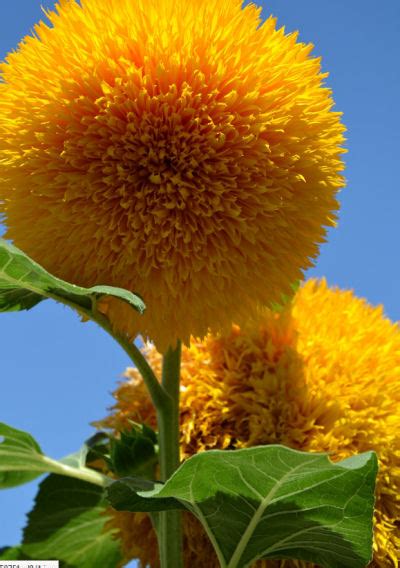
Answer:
0 0 345 350
99 279 400 567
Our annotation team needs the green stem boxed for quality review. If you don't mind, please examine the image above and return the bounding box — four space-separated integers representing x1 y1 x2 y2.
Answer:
157 341 183 568
88 305 183 566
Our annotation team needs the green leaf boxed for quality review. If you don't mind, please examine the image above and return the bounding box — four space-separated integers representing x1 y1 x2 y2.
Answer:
0 423 110 489
21 474 122 568
0 423 44 488
0 238 145 315
0 546 27 559
108 446 378 568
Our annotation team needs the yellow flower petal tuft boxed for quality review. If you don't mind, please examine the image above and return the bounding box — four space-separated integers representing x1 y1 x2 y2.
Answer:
0 0 345 350
98 279 400 567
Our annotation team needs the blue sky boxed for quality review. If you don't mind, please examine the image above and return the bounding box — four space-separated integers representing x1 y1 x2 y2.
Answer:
0 0 399 560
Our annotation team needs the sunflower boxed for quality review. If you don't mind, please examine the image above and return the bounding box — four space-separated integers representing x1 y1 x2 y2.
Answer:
98 279 400 567
0 0 344 351
0 0 345 350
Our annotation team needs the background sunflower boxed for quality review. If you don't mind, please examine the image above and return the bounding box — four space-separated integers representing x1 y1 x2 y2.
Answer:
98 279 400 567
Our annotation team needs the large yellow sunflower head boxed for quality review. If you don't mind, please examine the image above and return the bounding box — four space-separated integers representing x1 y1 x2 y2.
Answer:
99 279 400 567
0 0 345 350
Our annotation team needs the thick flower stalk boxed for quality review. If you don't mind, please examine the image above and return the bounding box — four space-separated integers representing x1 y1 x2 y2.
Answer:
0 0 345 351
98 279 400 567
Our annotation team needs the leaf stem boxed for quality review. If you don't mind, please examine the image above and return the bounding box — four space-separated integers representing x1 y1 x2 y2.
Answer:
116 337 167 409
157 341 183 568
41 456 111 488
88 307 167 410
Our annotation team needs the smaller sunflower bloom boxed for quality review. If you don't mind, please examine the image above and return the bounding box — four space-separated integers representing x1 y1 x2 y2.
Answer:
97 279 400 568
0 0 345 351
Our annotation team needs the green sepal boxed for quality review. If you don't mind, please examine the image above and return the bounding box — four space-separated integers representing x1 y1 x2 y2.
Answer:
110 422 158 478
271 280 301 312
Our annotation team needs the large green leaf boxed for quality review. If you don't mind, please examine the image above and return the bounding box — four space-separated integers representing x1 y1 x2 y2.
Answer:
108 446 378 568
0 422 110 489
20 475 122 568
0 238 145 315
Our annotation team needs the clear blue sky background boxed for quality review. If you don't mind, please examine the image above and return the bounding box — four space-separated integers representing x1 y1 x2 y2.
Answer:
0 0 399 562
